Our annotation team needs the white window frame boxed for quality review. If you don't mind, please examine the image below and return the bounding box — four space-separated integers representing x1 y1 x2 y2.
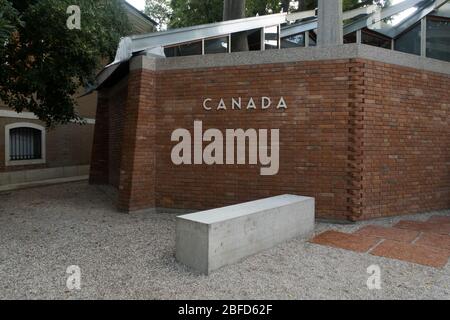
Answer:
5 122 46 166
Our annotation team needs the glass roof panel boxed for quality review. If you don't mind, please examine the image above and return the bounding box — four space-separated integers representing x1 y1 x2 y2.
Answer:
365 0 437 38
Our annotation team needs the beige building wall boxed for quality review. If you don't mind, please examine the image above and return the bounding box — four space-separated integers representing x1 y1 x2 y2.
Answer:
0 3 155 189
0 103 95 189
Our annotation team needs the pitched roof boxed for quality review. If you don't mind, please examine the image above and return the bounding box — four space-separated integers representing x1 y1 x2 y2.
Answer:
123 1 157 34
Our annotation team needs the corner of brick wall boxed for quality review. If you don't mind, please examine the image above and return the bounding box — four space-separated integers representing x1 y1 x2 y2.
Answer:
117 68 156 212
92 56 450 220
356 60 450 220
347 59 366 221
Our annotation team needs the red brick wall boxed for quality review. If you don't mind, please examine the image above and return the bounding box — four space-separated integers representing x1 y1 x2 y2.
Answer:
91 57 450 220
108 79 128 188
89 95 110 185
357 60 450 219
90 78 128 187
155 60 352 220
117 69 156 211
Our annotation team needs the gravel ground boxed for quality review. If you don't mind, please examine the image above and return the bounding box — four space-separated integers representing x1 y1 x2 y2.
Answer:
0 181 449 300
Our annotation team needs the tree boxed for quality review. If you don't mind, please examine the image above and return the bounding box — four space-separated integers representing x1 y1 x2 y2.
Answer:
294 0 389 12
0 0 18 43
145 0 172 31
223 0 248 52
0 0 130 127
223 0 246 20
166 0 391 29
297 0 317 11
168 0 283 28
169 0 223 29
281 0 291 12
246 0 281 16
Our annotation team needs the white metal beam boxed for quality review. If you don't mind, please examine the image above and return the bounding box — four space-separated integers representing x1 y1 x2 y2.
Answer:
344 0 426 35
113 13 287 64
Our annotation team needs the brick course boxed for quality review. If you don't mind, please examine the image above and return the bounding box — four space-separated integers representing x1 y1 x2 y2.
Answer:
91 56 450 220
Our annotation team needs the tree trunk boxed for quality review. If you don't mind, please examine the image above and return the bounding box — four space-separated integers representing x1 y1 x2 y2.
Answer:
298 0 317 12
281 0 290 12
223 0 248 52
223 0 246 20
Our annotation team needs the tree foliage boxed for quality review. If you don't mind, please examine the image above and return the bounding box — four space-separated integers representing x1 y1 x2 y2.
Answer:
0 0 19 42
144 0 172 31
0 0 130 127
163 0 390 29
169 0 223 29
246 0 282 16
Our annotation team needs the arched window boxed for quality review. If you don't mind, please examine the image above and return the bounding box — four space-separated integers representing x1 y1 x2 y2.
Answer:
5 123 46 166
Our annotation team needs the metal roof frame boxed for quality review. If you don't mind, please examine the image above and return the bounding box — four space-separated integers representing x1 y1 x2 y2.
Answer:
281 20 317 38
112 13 287 65
282 0 448 39
344 0 427 35
110 3 393 66
344 0 448 37
282 1 442 39
388 0 449 38
98 0 450 88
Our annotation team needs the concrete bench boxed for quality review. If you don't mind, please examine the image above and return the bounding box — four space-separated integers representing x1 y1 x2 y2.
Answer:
176 195 315 274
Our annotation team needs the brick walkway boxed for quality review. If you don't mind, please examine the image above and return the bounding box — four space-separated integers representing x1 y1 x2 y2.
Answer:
311 216 450 268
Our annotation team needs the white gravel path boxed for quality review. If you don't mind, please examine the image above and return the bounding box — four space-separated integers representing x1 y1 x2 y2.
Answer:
0 182 449 300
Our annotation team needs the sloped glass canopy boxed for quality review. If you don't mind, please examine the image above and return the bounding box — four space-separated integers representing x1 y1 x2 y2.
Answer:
107 1 450 67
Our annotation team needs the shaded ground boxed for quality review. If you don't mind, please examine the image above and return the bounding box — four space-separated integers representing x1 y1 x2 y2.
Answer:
0 182 449 300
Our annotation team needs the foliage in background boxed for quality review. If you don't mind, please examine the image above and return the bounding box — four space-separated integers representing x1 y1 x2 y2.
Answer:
169 0 223 29
160 0 392 29
144 0 172 31
0 0 19 43
0 0 130 127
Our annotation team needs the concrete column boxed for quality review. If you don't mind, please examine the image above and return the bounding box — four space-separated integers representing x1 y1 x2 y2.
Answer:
317 0 343 47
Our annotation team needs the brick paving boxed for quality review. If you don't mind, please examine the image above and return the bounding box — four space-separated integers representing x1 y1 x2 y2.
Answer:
415 233 450 252
310 230 379 253
354 225 419 243
427 216 450 224
394 220 450 235
311 216 450 268
370 240 450 268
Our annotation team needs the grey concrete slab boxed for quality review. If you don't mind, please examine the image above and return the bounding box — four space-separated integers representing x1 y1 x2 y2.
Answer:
147 44 450 76
176 195 315 274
